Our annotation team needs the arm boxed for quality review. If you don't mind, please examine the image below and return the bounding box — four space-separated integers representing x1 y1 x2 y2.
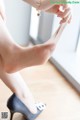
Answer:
23 0 54 11
23 0 72 24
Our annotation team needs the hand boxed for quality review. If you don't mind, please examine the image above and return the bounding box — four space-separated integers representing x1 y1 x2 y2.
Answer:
0 0 6 22
46 4 72 24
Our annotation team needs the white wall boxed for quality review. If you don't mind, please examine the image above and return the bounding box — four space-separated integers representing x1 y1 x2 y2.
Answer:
4 0 31 46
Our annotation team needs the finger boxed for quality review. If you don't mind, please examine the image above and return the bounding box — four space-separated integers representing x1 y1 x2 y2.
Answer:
52 5 60 14
58 7 71 18
68 15 72 23
45 5 60 14
59 13 71 24
54 5 60 13
59 17 68 24
60 15 71 24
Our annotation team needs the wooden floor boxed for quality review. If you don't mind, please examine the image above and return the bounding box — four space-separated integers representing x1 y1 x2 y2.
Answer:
0 62 80 120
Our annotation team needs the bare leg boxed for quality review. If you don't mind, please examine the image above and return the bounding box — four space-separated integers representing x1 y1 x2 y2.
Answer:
0 16 55 73
0 15 55 113
0 57 37 114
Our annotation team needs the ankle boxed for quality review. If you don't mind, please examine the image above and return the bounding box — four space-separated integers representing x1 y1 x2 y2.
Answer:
35 43 55 64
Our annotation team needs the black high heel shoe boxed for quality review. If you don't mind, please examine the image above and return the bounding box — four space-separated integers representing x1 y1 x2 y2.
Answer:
7 93 46 120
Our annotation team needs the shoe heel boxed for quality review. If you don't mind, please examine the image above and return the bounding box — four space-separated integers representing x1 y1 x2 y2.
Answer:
10 110 14 120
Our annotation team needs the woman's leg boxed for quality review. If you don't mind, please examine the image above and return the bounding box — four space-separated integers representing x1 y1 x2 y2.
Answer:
0 56 37 114
0 16 55 73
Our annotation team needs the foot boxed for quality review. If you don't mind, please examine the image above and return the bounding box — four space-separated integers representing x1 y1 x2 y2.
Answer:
4 42 55 73
7 93 46 120
16 93 46 114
